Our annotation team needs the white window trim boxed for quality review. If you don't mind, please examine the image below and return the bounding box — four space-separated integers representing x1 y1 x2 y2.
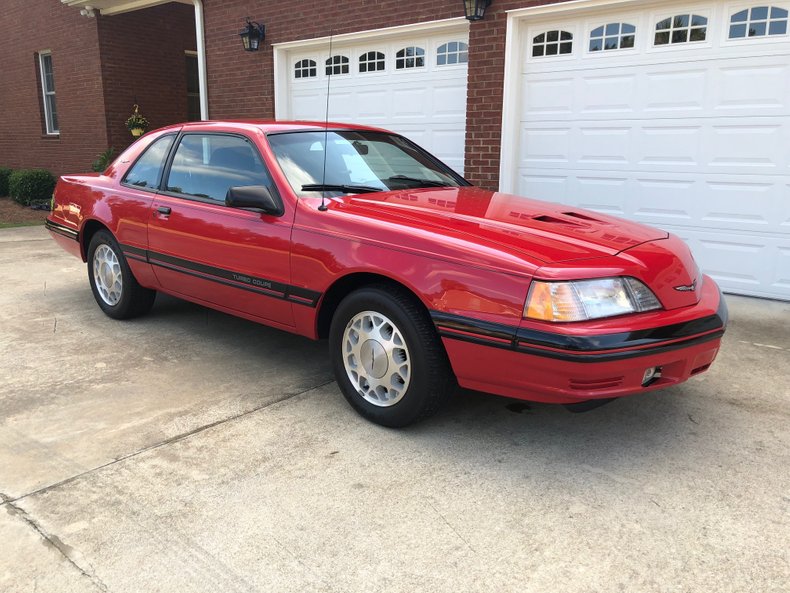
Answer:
38 51 58 135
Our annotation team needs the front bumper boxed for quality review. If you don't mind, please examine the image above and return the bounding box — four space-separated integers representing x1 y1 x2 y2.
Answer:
433 275 726 404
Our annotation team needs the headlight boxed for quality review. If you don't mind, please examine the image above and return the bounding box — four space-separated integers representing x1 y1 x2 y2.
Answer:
524 277 662 322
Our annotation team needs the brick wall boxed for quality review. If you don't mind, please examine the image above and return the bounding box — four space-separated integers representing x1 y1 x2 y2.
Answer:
0 1 196 178
97 3 197 154
0 0 107 176
202 0 568 189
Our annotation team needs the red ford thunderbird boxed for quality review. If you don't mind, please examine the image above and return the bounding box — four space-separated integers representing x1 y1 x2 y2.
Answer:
46 121 727 426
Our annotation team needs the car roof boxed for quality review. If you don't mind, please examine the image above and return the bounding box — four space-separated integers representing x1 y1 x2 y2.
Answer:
154 120 391 135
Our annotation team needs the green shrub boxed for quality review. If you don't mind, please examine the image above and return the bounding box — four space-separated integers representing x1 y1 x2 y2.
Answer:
0 167 13 197
92 147 115 173
8 169 56 206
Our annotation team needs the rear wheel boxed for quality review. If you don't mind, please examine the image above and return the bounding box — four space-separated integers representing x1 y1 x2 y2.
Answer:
87 230 155 319
329 285 454 427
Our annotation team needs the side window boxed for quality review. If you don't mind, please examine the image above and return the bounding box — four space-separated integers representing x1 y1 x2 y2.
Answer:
655 15 708 45
295 59 317 78
437 41 469 65
395 46 425 69
729 6 788 38
325 55 350 76
38 52 59 135
165 134 271 202
359 51 385 72
589 22 637 51
122 135 176 189
532 31 573 56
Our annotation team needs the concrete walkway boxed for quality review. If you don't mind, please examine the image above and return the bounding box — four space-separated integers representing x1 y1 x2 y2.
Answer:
1 225 788 592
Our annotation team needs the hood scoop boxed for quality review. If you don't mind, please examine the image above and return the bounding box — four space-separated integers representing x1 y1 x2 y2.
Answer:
342 187 668 263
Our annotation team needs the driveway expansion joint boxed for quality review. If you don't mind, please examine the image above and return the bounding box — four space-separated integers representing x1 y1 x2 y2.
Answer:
5 501 109 592
7 379 335 505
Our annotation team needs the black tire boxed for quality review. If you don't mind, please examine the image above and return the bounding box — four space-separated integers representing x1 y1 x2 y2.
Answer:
87 230 156 319
329 284 455 427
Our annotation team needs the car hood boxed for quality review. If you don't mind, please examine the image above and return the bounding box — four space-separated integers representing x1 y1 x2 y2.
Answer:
340 187 667 264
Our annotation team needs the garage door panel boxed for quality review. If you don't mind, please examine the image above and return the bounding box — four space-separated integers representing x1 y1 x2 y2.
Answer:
670 230 790 298
524 56 790 123
283 27 468 175
638 126 700 167
519 127 571 165
579 74 637 114
518 168 788 234
644 69 708 113
518 118 789 175
432 82 467 118
519 77 574 116
708 122 786 170
577 126 631 165
716 62 790 112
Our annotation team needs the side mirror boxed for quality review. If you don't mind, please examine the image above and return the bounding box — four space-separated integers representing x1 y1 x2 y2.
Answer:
225 185 283 216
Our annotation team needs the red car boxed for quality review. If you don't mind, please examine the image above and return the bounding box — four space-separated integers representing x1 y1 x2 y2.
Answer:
46 121 726 427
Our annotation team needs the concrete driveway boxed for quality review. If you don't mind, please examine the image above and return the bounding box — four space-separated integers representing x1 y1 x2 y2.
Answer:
1 225 788 593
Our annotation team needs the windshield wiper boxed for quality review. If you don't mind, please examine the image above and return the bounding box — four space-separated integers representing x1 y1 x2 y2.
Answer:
386 175 450 188
301 183 383 194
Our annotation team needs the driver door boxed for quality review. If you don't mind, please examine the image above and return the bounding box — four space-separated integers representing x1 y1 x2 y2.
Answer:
147 132 297 327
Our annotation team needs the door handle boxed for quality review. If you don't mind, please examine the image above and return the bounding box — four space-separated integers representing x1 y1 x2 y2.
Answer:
156 206 171 215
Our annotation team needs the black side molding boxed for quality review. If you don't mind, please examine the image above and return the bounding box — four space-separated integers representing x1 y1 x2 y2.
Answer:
45 219 79 241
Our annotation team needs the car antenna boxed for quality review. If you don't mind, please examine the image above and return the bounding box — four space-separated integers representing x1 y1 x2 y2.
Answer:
317 29 334 212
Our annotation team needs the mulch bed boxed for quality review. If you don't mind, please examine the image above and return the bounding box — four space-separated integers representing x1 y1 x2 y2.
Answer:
0 197 49 227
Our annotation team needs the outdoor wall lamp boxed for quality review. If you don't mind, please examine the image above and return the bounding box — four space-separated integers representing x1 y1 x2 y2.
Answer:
463 0 492 21
239 18 266 51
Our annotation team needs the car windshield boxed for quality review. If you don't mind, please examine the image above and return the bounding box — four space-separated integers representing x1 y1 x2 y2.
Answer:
266 130 466 197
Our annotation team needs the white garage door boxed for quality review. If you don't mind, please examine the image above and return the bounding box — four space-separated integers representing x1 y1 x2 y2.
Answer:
276 26 469 174
507 1 790 300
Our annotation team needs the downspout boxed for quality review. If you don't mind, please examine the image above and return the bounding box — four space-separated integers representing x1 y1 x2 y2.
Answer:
192 0 209 119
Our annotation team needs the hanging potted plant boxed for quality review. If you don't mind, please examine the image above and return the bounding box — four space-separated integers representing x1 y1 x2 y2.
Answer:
125 104 149 138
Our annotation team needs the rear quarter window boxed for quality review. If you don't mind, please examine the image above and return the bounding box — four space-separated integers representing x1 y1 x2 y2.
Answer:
122 135 176 189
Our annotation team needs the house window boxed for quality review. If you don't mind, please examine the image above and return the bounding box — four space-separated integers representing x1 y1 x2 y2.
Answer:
655 14 708 44
294 59 317 79
437 41 468 65
589 23 636 51
395 46 425 69
325 55 350 76
532 30 573 56
359 51 385 73
38 52 58 134
729 6 788 38
185 53 201 121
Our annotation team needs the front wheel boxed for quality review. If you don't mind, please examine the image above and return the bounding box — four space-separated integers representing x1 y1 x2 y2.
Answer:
87 230 156 319
329 285 454 427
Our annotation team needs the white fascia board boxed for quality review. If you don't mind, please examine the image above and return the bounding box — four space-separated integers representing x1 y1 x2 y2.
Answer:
61 0 191 16
505 0 646 19
272 17 469 51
